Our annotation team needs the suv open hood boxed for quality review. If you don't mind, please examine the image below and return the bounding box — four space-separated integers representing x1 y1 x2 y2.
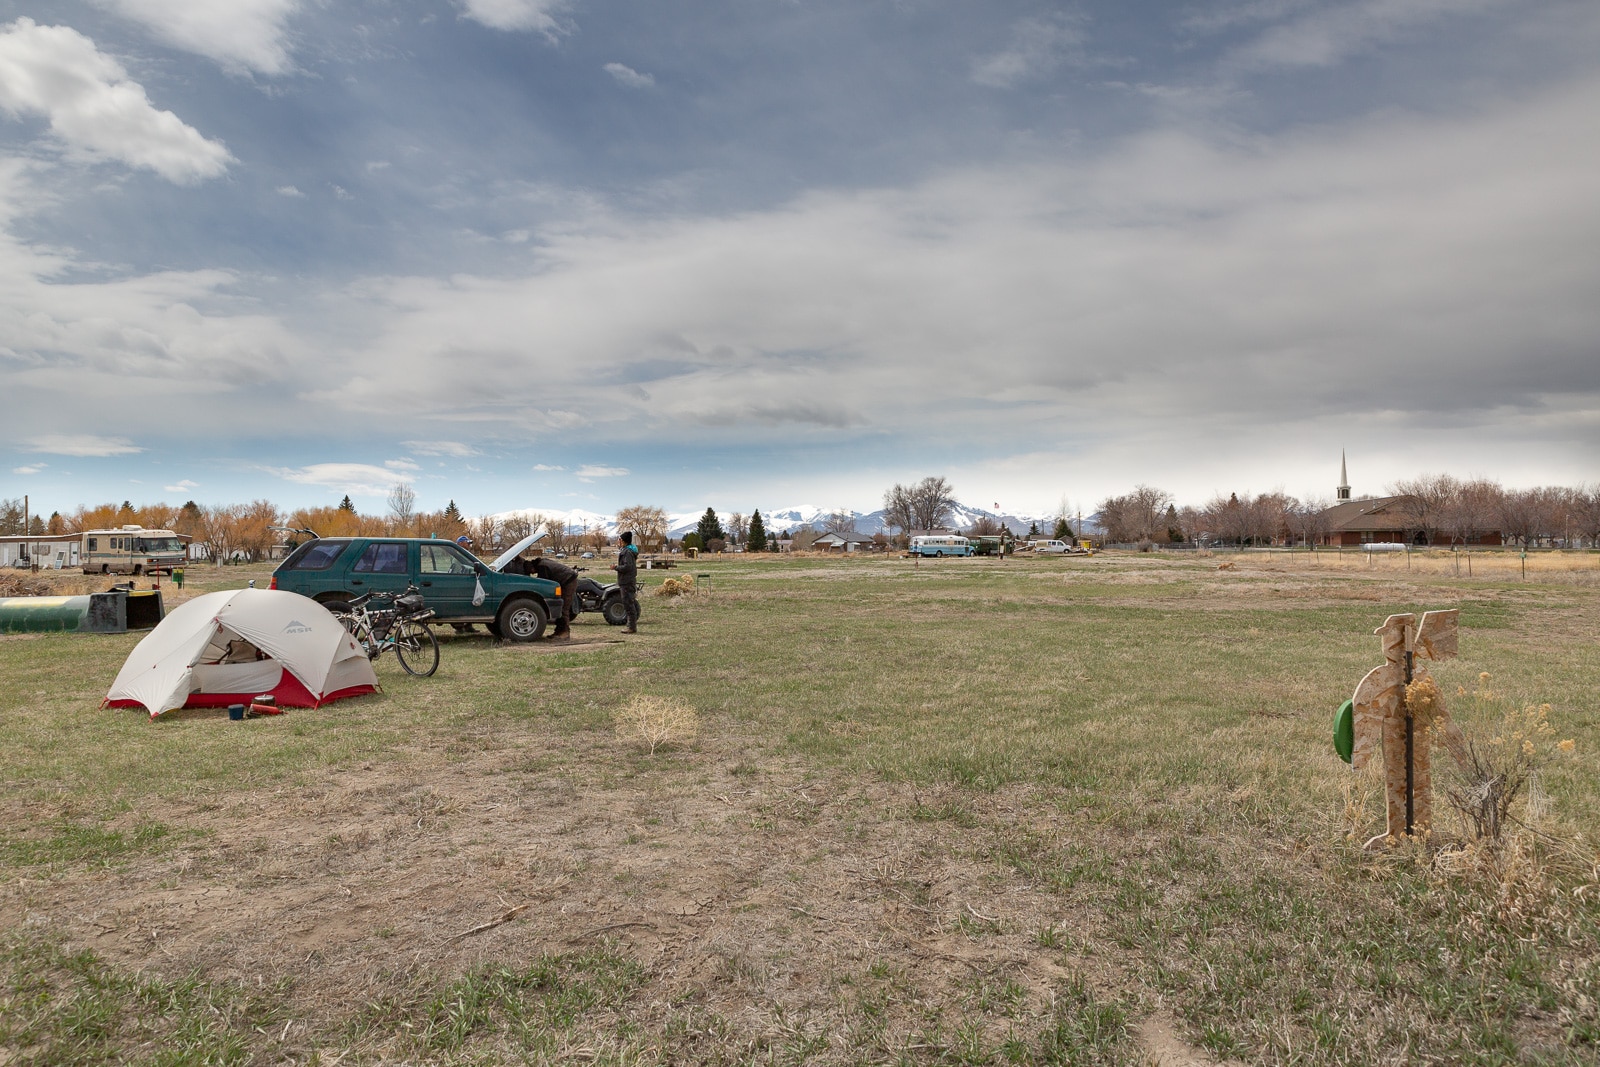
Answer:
488 525 548 572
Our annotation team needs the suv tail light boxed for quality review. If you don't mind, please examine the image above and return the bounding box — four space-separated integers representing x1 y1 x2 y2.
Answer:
269 576 278 590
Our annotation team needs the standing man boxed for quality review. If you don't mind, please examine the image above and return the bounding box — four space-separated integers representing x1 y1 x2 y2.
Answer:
613 530 640 633
527 553 579 639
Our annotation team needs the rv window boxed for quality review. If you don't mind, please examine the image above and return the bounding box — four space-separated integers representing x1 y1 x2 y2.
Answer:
87 538 97 551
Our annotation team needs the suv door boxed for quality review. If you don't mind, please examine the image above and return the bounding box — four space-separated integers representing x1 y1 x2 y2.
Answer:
347 541 413 599
417 541 482 616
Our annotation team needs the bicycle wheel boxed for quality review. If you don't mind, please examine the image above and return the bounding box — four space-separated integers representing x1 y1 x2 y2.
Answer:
394 618 439 677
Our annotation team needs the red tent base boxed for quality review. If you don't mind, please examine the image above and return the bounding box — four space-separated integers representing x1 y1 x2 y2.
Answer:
106 670 377 713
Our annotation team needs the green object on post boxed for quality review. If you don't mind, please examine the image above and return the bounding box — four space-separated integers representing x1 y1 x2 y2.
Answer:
1333 699 1354 764
173 567 185 589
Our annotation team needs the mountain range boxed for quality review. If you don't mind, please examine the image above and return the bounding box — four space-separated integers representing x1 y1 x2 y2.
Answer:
490 503 1068 539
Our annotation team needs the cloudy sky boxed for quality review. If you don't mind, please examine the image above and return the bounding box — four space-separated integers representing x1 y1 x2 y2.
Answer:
2 0 1597 521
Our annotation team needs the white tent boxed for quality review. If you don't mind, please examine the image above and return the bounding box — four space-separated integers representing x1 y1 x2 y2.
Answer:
105 589 378 718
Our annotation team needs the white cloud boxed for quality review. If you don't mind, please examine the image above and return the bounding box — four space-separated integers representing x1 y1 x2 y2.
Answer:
1229 0 1508 70
94 0 301 76
604 62 654 89
12 463 45 474
971 13 1092 88
403 440 478 457
267 463 414 497
27 433 144 457
276 184 305 197
532 463 566 471
575 465 628 480
0 19 233 183
163 479 198 492
298 74 1600 475
331 184 352 200
457 0 568 36
384 458 421 471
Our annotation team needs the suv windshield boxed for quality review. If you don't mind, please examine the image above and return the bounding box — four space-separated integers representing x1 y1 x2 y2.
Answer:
282 540 349 571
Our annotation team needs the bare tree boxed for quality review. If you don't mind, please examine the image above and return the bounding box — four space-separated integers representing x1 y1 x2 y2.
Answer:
1496 488 1550 548
823 509 858 536
197 504 244 567
387 482 417 535
727 512 747 546
1245 492 1292 546
967 515 1003 537
614 505 669 550
881 484 914 535
1392 473 1464 545
908 476 956 532
236 499 281 562
1100 485 1173 543
1289 497 1333 547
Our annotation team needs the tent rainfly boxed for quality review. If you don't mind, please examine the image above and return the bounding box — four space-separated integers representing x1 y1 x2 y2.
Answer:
105 589 378 718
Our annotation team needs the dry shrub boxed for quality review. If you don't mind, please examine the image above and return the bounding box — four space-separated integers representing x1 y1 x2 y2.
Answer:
1441 673 1576 842
654 575 696 598
614 695 698 754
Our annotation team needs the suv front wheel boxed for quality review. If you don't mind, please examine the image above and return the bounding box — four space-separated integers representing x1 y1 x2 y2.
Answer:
497 597 547 642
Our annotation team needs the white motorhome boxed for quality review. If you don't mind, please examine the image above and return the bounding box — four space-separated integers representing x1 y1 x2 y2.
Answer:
81 527 187 575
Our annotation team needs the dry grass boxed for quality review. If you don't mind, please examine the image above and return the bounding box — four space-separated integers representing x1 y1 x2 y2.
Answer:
654 574 697 597
2 552 1597 1065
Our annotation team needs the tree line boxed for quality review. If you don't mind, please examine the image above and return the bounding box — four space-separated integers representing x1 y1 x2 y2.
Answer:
9 471 1598 561
1092 477 1600 548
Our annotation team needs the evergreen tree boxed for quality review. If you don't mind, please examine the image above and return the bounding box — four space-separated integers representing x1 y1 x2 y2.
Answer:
444 500 462 524
696 507 725 545
1053 516 1072 541
747 509 768 552
119 500 135 518
339 495 356 512
682 532 703 552
1028 521 1040 537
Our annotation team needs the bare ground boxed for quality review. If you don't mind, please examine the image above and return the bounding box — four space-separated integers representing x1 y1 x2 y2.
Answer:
1 711 1235 1065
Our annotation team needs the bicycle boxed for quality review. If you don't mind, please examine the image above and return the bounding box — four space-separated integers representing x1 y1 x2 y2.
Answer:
332 585 440 677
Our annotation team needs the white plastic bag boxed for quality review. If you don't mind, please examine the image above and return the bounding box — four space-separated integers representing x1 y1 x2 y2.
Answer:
472 577 486 607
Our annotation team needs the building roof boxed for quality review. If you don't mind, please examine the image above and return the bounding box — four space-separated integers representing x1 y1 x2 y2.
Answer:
1320 495 1415 533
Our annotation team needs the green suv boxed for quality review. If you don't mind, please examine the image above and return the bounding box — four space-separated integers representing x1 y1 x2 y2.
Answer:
270 537 564 641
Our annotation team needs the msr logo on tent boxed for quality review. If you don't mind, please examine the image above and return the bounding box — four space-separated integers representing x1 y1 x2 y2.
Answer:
283 620 314 635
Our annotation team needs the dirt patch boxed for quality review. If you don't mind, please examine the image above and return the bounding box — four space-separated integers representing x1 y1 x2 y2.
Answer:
2 733 1172 1059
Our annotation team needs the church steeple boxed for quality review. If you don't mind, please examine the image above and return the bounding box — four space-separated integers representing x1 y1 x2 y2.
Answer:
1337 450 1351 501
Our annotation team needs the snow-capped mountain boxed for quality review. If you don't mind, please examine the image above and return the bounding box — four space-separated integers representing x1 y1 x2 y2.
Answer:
489 502 1060 539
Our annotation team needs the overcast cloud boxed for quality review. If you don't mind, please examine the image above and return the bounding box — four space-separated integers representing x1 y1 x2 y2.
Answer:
1 1 1597 518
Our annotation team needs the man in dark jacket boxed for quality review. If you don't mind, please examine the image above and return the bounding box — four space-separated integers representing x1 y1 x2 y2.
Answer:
612 530 640 633
531 554 579 639
505 551 579 638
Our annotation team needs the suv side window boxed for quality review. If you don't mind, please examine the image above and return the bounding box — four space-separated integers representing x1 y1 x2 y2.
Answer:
352 542 409 574
420 543 477 575
284 540 349 571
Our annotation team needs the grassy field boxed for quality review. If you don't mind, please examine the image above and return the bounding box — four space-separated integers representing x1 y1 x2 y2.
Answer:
1 551 1596 1065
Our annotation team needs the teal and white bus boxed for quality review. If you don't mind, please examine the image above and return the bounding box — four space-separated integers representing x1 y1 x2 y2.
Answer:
81 527 187 575
909 535 973 557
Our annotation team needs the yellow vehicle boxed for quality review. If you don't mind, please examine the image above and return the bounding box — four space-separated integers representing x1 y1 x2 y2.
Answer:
81 526 187 575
